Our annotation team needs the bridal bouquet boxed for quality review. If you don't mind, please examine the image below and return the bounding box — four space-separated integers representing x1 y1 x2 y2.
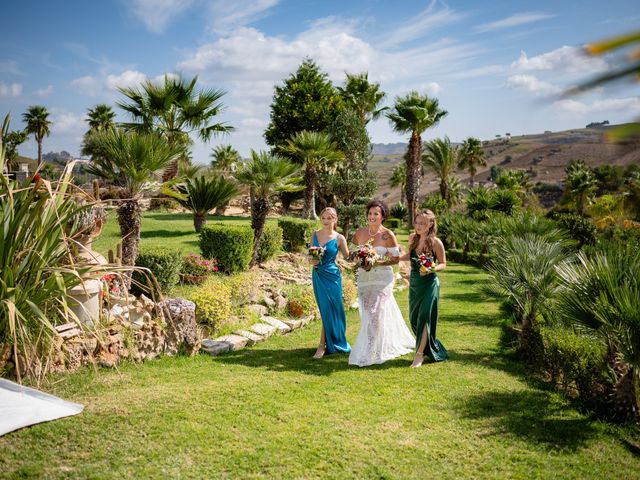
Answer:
416 253 436 276
307 245 326 270
353 240 380 272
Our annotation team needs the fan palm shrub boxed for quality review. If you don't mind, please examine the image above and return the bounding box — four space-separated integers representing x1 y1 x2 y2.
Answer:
423 137 458 208
173 175 238 232
22 105 51 166
234 151 302 267
466 185 493 220
556 244 640 420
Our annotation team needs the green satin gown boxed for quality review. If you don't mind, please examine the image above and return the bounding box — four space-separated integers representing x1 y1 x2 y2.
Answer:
409 249 448 362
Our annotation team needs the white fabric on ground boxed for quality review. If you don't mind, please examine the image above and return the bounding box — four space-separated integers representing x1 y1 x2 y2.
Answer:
0 378 83 436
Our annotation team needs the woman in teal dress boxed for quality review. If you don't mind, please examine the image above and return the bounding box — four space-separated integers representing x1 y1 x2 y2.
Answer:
400 209 448 368
310 207 351 359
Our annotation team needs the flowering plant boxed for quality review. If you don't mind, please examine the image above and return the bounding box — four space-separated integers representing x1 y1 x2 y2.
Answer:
182 253 219 276
100 273 121 301
353 239 380 272
307 245 326 270
416 254 436 276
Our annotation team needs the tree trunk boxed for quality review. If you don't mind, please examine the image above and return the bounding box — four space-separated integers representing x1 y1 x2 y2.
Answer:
405 132 422 228
249 196 270 267
214 200 230 216
441 179 450 207
117 199 142 289
37 139 42 167
303 167 317 219
611 366 639 421
194 213 206 233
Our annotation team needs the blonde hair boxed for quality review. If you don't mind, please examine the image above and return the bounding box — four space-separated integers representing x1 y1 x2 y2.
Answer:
409 209 437 255
319 207 338 231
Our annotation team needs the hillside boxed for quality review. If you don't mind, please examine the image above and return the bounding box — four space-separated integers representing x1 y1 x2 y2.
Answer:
372 123 640 206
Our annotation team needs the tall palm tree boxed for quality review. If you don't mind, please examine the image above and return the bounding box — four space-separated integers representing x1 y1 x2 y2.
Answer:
565 164 597 215
337 72 388 123
458 137 485 187
86 104 116 132
390 163 406 204
173 175 238 232
423 137 458 208
283 130 343 219
234 151 302 267
117 74 233 181
386 91 448 226
85 130 182 273
22 105 51 167
211 144 241 175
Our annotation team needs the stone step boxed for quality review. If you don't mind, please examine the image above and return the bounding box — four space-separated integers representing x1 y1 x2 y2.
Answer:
201 339 231 356
261 316 291 333
281 318 302 330
234 329 264 346
250 323 277 338
212 334 248 351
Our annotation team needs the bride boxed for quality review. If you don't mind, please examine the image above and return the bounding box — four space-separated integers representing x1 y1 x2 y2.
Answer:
348 200 415 367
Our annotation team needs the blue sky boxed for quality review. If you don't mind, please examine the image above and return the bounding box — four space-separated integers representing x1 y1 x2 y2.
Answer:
2 0 639 162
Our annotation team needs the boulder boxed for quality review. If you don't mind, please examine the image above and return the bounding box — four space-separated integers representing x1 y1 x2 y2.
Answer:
160 298 201 356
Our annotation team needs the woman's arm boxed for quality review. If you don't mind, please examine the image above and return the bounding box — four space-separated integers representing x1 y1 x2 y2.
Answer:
338 234 350 258
433 237 446 272
380 229 400 266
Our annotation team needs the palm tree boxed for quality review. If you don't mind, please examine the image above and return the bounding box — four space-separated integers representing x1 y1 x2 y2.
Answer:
458 137 485 187
565 163 597 215
390 163 406 204
85 130 182 273
22 105 51 166
173 175 238 232
386 91 448 226
283 131 343 219
211 144 241 175
234 151 302 267
86 104 116 132
337 72 388 123
423 137 458 208
117 74 233 181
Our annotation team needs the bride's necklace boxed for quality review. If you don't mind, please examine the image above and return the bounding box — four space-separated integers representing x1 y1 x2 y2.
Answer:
368 226 380 238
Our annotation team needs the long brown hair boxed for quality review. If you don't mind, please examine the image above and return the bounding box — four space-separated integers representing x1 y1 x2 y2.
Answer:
319 207 338 231
409 209 437 255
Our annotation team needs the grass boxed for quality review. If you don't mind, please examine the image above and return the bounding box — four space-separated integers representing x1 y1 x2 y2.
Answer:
1 264 639 479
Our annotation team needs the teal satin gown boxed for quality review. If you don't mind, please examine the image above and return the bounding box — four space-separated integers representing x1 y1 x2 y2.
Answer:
409 249 448 362
311 233 351 354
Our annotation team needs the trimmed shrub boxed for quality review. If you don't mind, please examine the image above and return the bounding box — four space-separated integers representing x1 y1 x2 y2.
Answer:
384 218 401 230
189 277 232 331
200 224 253 274
390 202 408 221
278 217 318 252
552 212 597 247
258 223 283 262
133 247 183 294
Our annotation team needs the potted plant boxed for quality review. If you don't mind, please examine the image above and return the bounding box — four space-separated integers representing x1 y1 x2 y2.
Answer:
180 253 219 284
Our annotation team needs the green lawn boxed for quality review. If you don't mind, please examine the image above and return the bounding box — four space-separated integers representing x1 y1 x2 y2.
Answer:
1 263 638 479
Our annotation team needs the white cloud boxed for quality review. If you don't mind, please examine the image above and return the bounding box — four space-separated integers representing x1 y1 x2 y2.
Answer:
128 0 196 33
475 12 555 33
512 46 608 74
451 64 506 80
0 60 23 75
553 97 640 115
0 83 23 98
506 74 559 95
71 76 102 96
50 110 85 135
208 0 280 34
380 0 465 48
105 70 148 91
34 85 54 98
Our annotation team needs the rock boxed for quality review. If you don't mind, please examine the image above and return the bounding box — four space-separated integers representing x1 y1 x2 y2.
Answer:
274 295 287 310
201 339 231 356
160 298 201 356
213 334 248 351
234 330 264 346
261 316 291 333
250 323 277 338
247 304 269 316
262 295 276 308
281 318 302 330
299 315 314 327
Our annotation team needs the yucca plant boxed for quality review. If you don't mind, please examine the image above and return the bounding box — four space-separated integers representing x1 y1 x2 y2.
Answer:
173 175 238 232
556 244 640 420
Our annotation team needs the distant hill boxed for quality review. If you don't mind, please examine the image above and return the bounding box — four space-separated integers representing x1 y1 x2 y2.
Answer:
372 123 640 206
371 143 406 155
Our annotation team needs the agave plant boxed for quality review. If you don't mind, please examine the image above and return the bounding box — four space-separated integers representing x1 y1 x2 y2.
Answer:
555 244 640 420
173 175 238 232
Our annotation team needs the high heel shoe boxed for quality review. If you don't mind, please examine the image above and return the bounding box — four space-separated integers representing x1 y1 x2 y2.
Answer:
410 352 424 368
312 345 326 359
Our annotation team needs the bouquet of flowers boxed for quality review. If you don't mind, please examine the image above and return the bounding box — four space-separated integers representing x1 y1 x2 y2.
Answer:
353 240 380 272
307 245 326 270
416 253 436 276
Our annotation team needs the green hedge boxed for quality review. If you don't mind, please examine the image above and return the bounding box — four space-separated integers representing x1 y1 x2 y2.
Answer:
133 247 183 294
258 223 283 263
447 248 492 267
278 217 318 252
383 218 401 230
200 224 253 274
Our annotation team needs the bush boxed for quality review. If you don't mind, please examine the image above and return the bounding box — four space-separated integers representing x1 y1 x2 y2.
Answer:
491 189 521 215
551 213 597 247
540 326 608 402
278 217 318 252
258 223 283 262
390 202 408 221
341 275 358 310
200 224 253 274
148 197 176 211
189 277 232 331
420 194 448 216
180 253 219 284
225 271 261 307
133 247 183 294
284 284 318 318
384 218 401 230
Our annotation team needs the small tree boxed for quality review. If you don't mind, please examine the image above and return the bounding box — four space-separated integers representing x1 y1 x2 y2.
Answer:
172 175 238 232
423 137 458 208
458 137 486 187
22 105 51 167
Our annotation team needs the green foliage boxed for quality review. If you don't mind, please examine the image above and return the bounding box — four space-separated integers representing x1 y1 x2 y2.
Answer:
284 283 318 318
466 186 493 220
224 271 261 308
199 224 253 274
420 193 448 216
133 247 183 293
189 277 232 330
341 274 358 310
264 59 344 154
337 72 388 123
22 105 51 164
327 106 371 172
491 188 521 215
278 217 318 252
390 202 408 221
172 175 238 232
563 160 597 215
148 197 177 211
593 164 625 194
551 212 597 247
384 218 402 229
258 223 283 262
458 137 486 185
423 137 458 207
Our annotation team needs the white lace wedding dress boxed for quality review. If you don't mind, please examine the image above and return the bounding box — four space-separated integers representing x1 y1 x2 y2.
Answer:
348 246 415 367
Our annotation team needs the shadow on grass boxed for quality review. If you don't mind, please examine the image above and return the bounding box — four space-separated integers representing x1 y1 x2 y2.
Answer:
213 346 411 376
141 229 196 239
457 389 597 451
441 312 502 328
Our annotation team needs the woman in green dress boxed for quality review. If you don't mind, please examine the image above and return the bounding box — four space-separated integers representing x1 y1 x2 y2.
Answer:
400 209 448 368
